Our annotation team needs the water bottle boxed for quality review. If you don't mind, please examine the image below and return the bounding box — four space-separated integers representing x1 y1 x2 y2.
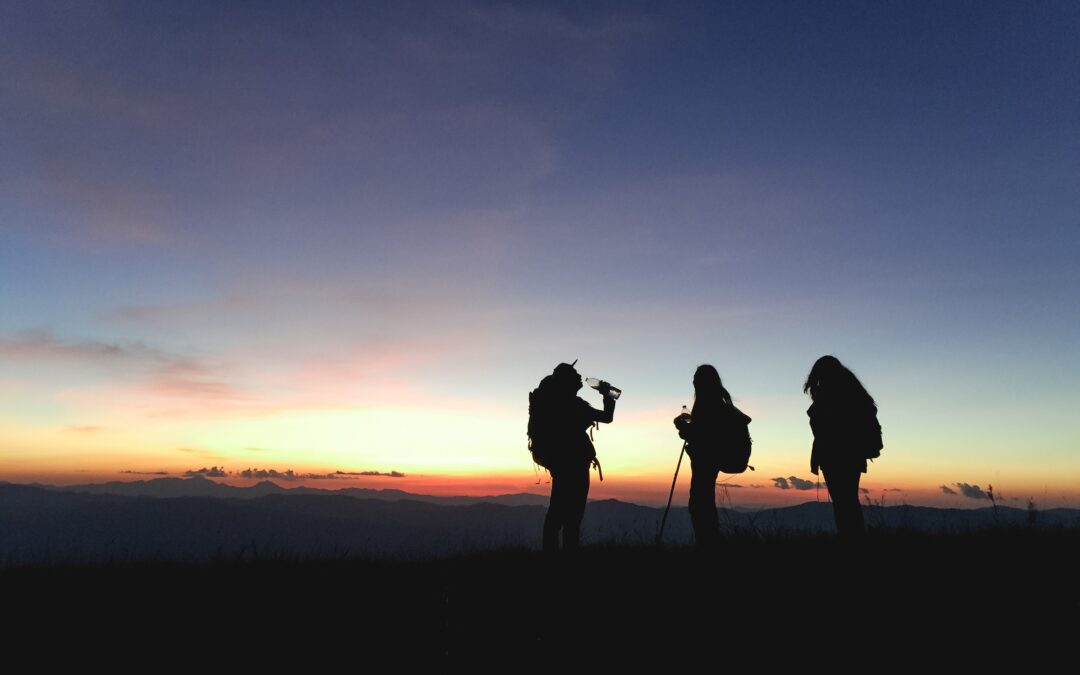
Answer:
585 377 622 400
676 405 691 434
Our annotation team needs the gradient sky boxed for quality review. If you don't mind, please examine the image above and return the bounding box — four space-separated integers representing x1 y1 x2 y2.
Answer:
2 1 1078 507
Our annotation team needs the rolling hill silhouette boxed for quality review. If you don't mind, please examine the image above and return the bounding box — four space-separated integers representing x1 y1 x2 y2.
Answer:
38 475 552 505
2 482 1078 564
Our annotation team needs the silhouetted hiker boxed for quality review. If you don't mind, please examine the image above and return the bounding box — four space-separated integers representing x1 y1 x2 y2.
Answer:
804 355 883 539
528 362 616 552
673 365 752 548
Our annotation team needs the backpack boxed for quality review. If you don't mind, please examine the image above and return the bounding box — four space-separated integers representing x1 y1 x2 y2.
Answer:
864 412 883 460
717 407 753 474
527 381 595 470
527 386 553 469
527 378 570 469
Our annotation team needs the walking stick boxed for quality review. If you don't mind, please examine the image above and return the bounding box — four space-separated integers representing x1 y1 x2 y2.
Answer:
656 441 687 545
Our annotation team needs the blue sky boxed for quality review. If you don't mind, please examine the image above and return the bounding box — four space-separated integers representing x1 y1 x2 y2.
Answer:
1 1 1078 504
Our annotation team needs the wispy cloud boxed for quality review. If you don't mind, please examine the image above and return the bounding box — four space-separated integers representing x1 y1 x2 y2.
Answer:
336 470 406 478
3 329 257 416
120 470 169 475
3 54 181 130
238 468 369 481
177 465 380 480
0 330 167 363
66 425 102 432
150 361 240 401
466 4 657 45
177 447 227 460
41 175 177 246
0 331 229 393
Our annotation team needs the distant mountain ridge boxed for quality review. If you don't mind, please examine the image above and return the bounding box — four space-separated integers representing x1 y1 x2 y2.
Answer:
19 476 552 507
2 482 1078 565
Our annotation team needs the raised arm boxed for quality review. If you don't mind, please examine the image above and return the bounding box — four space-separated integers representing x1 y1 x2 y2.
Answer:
583 391 616 424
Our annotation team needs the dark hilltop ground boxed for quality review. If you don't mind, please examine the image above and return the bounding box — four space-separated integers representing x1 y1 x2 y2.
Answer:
5 532 1079 662
2 481 1078 661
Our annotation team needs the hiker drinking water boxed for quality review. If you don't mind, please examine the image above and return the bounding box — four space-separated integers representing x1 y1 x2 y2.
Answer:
528 362 617 552
673 365 752 548
803 355 883 539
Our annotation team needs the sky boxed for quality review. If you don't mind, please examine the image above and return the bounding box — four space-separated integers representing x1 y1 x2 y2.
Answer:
1 0 1078 507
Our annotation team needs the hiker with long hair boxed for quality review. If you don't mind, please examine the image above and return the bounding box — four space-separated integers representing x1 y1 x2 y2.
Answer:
803 355 883 538
674 365 751 548
529 362 616 552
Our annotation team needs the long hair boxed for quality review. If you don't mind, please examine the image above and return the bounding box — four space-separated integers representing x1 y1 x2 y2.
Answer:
692 364 732 417
803 355 876 408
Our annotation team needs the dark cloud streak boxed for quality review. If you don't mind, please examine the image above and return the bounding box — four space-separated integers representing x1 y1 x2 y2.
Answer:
954 483 991 500
335 470 406 478
185 466 227 478
772 476 818 491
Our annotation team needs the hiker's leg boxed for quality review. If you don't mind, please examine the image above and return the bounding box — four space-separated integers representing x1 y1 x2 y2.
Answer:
688 459 720 548
824 465 864 538
544 467 566 552
562 464 590 550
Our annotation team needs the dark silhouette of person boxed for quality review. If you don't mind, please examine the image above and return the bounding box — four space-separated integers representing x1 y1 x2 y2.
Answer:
674 365 751 548
803 355 883 539
531 362 615 553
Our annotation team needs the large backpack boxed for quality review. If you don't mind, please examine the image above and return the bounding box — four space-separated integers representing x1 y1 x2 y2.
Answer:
527 378 566 469
718 406 753 474
863 410 883 460
527 386 553 469
527 380 594 470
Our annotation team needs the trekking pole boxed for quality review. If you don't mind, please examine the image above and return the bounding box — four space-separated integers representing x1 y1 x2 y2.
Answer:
656 441 687 545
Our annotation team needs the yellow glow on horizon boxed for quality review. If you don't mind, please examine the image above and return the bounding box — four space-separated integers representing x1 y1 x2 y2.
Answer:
3 397 1079 507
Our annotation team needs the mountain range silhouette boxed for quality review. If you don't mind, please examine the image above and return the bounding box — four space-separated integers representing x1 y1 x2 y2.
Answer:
32 475 553 505
2 480 1077 564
